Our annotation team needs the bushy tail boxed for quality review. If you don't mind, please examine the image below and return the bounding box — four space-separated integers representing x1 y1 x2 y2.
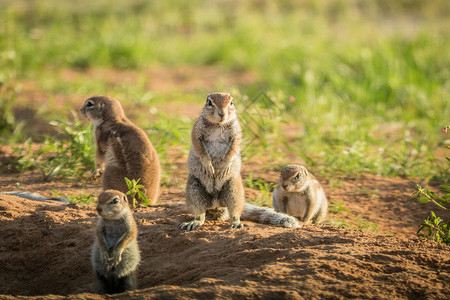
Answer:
241 203 300 228
0 191 69 202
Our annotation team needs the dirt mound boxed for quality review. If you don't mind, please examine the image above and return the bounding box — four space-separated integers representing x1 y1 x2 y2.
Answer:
0 195 448 299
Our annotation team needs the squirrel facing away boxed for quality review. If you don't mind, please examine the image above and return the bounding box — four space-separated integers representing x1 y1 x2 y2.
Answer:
80 96 161 204
91 190 140 294
272 165 328 224
180 93 300 230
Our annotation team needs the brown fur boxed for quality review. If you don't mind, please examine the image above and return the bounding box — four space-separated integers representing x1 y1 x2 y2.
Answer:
81 96 161 204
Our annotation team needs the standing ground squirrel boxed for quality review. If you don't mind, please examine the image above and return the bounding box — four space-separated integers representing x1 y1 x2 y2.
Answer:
272 165 328 224
91 190 140 294
180 92 245 230
81 96 161 204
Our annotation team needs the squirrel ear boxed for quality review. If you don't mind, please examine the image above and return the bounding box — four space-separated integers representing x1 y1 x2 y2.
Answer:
123 195 128 204
303 169 308 176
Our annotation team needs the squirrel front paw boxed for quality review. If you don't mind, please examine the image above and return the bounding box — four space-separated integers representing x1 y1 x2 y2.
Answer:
91 168 103 180
202 160 215 177
179 219 204 231
216 162 232 179
109 249 123 267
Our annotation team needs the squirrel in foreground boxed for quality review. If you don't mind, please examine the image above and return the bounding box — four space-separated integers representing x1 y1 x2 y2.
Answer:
80 96 161 204
272 165 328 224
91 190 140 294
180 93 299 230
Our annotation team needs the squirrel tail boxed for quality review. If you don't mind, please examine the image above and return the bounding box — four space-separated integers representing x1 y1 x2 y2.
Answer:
241 203 300 228
0 191 69 203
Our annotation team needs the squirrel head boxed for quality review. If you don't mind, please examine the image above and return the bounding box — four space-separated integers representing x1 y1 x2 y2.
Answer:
96 190 130 219
278 165 310 192
80 95 126 124
202 92 236 125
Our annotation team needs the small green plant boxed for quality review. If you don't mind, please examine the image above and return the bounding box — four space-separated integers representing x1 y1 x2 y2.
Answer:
355 216 379 233
410 127 449 244
328 200 350 214
328 218 349 228
125 177 151 208
411 184 450 244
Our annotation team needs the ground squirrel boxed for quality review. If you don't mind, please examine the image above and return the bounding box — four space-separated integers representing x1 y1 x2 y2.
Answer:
91 190 140 294
180 92 245 230
272 165 328 224
81 96 161 204
180 93 300 230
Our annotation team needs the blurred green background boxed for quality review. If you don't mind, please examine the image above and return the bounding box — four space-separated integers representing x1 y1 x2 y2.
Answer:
0 0 449 182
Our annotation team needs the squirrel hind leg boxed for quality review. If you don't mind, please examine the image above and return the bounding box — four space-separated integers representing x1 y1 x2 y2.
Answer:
185 175 212 209
118 272 137 292
96 272 137 294
218 177 245 229
95 272 109 295
181 175 210 231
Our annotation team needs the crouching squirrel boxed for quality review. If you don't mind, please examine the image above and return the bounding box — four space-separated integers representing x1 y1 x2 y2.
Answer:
272 165 328 224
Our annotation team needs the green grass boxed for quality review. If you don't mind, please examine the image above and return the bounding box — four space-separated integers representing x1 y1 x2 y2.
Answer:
51 189 96 205
11 117 95 181
244 173 276 207
329 216 379 233
1 0 449 183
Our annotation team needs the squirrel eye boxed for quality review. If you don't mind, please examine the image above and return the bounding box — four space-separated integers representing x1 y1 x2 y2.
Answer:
294 173 301 180
86 100 94 107
206 99 212 106
112 197 119 204
230 100 234 106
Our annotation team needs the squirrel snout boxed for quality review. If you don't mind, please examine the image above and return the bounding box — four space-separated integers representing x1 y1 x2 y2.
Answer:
281 184 288 190
96 206 103 214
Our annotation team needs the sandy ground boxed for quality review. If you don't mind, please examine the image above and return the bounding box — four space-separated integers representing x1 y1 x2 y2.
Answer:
0 193 449 299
